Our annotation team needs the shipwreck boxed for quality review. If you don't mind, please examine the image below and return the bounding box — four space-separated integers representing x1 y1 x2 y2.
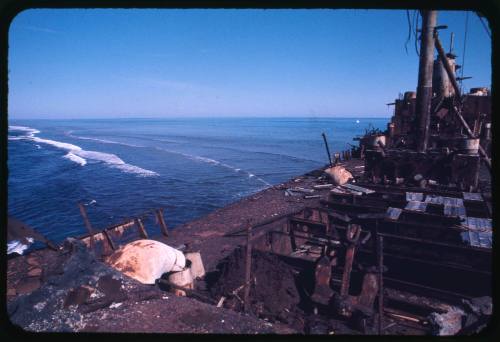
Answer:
7 9 492 335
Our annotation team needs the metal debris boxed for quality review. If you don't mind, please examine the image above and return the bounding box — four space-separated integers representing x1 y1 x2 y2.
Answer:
406 192 424 202
342 183 376 194
462 192 483 201
404 201 427 212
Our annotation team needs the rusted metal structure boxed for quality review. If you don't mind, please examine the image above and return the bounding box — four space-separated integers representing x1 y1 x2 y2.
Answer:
358 10 492 192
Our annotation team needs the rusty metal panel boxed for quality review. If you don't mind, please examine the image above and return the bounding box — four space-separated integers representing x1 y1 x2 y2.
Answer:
463 192 483 201
424 194 444 205
386 207 403 221
405 201 427 212
406 192 424 202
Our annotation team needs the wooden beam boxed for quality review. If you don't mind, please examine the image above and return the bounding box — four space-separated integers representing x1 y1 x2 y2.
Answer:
78 203 96 253
156 209 169 237
103 229 117 250
135 218 148 239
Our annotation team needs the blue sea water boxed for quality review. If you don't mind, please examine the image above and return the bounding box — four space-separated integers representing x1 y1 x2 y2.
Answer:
8 117 388 243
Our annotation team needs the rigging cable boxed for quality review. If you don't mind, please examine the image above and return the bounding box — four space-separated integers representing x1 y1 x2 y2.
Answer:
405 10 412 54
414 10 420 56
460 11 469 93
477 13 492 38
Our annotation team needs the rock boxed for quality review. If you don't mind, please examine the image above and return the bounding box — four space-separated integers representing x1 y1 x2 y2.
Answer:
462 296 492 316
27 268 42 277
324 166 353 185
105 239 186 285
16 278 41 295
428 306 465 335
7 239 147 332
64 286 92 308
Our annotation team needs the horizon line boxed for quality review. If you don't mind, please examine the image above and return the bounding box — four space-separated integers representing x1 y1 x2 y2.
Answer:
9 115 391 120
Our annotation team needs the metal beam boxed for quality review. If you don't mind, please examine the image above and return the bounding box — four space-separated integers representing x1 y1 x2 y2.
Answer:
243 221 253 313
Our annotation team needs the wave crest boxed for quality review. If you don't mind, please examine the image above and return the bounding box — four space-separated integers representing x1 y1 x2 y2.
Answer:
9 125 158 177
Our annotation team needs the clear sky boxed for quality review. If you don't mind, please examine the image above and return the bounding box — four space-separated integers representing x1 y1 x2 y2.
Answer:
8 9 491 119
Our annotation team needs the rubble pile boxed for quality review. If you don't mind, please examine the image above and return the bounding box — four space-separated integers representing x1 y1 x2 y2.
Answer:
7 238 163 332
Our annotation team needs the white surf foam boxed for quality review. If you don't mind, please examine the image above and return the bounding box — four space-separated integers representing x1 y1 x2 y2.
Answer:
9 126 40 136
9 125 158 177
63 152 87 166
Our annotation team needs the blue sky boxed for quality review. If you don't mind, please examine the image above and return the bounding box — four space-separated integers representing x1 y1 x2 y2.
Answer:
8 9 491 119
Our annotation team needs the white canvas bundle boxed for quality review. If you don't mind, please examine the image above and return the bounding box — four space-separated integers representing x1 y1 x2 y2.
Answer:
106 239 185 284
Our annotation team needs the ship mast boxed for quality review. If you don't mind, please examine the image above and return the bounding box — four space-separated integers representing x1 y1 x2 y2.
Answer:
414 10 437 152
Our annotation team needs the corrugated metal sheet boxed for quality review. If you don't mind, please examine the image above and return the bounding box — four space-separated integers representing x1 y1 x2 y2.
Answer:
406 192 424 202
462 192 483 201
424 194 444 205
386 207 403 221
405 201 427 212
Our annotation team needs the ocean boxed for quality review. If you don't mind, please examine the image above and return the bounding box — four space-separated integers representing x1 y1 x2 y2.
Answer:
8 117 388 243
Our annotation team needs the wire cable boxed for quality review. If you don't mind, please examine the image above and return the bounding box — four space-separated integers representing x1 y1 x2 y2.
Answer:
405 10 412 54
414 10 420 57
460 11 469 93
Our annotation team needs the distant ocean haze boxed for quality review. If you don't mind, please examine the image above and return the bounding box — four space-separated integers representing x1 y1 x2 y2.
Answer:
8 117 388 243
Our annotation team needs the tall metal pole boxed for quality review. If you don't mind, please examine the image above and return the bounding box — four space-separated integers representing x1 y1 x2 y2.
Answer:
415 10 437 152
321 133 333 167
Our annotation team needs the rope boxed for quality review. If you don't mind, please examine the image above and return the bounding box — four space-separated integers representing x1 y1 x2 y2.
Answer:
460 11 469 93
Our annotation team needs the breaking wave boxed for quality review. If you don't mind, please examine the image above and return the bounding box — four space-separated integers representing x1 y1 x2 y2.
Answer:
8 126 158 177
63 152 87 166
